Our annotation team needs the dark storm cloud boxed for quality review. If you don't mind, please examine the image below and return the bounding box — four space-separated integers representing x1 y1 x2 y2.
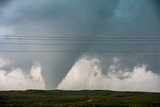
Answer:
0 0 120 89
2 0 120 36
153 0 160 6
152 0 160 17
0 0 160 90
0 0 11 16
88 0 160 74
0 0 10 6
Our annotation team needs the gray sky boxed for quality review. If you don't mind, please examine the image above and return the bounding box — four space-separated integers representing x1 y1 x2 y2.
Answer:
0 0 160 91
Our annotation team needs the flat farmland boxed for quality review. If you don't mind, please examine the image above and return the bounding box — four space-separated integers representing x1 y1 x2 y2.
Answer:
0 90 160 107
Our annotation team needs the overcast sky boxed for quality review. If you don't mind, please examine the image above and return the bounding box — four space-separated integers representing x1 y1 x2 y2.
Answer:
0 0 160 91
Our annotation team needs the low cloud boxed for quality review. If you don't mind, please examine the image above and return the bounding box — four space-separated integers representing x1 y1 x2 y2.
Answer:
0 57 45 90
58 56 160 92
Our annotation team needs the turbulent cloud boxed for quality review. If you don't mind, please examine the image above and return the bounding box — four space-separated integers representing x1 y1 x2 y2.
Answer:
0 0 160 90
58 57 160 92
0 0 120 89
0 57 45 90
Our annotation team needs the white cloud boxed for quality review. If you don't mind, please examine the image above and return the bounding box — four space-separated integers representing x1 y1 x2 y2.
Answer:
58 57 160 92
0 57 45 90
0 57 9 68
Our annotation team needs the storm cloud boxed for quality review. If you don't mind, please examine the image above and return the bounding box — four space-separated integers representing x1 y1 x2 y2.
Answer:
0 0 160 90
0 57 45 90
58 56 160 92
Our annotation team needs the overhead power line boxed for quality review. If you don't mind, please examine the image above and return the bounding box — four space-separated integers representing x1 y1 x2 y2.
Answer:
0 35 159 53
0 35 160 41
0 50 160 53
1 33 160 38
0 42 160 45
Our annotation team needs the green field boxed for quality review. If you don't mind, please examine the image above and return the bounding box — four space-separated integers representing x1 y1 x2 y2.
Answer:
0 90 160 107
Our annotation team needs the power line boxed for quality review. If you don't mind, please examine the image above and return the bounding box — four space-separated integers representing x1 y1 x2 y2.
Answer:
1 38 160 42
0 35 159 52
1 33 160 38
0 35 160 40
0 43 160 45
0 50 160 52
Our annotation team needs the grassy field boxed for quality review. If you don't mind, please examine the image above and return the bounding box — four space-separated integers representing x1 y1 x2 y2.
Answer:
0 90 160 107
